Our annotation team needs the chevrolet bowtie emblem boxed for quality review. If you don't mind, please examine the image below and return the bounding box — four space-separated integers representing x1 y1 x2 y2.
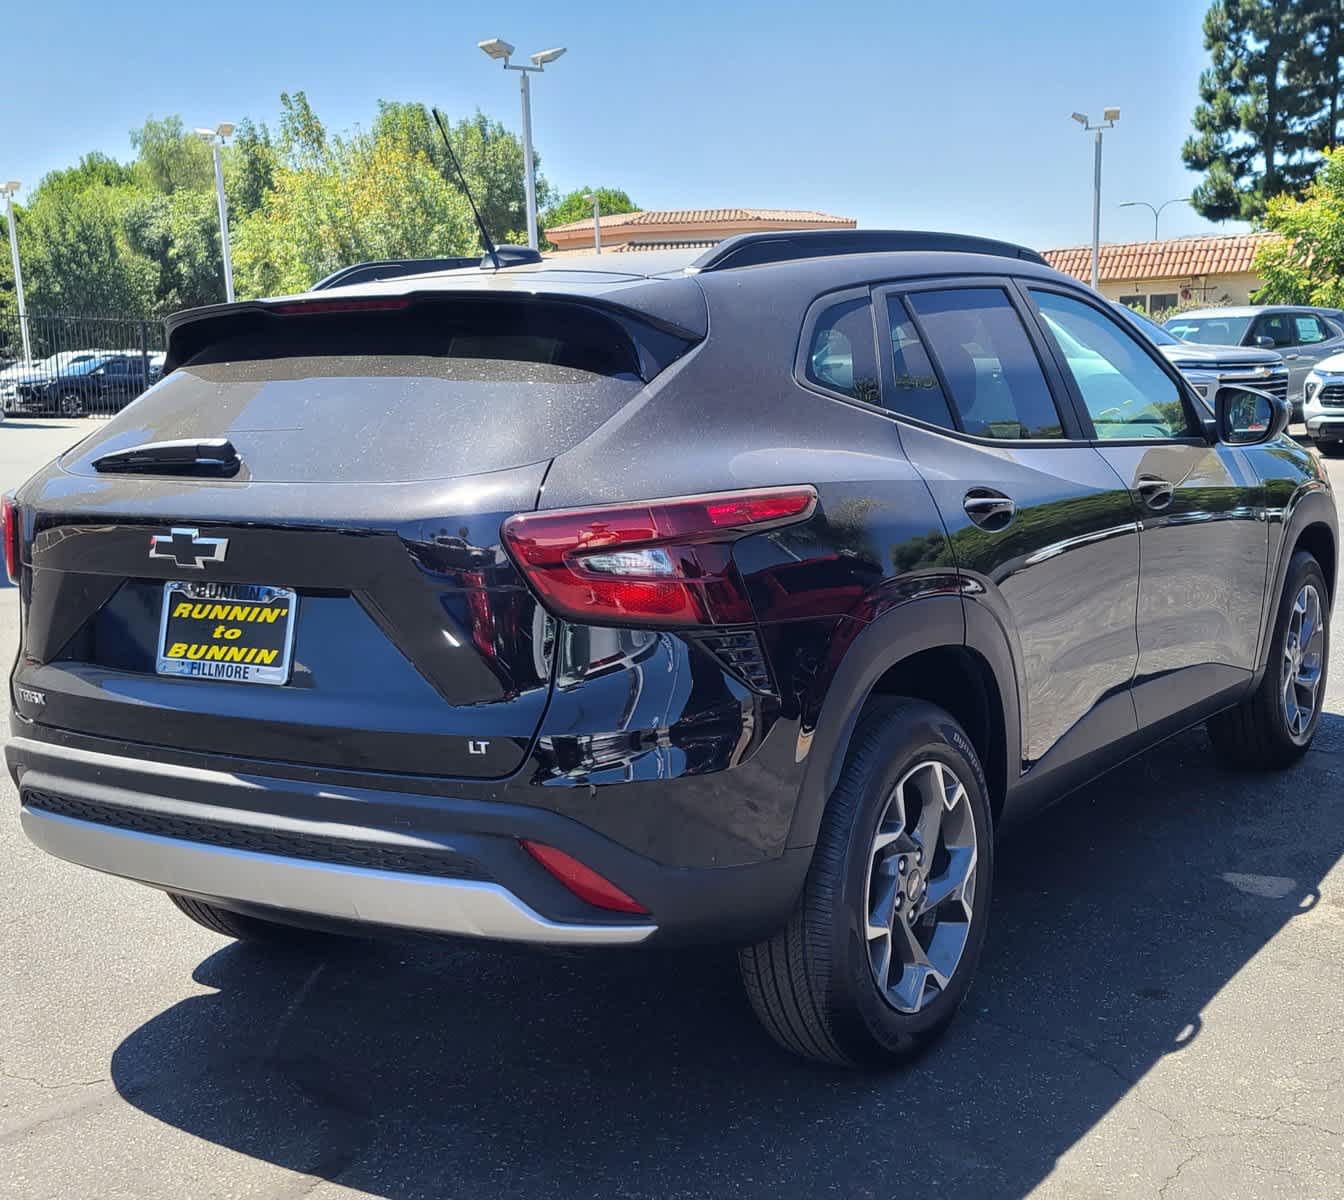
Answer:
149 527 229 570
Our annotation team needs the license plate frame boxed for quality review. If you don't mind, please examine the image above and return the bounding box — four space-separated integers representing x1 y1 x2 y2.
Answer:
156 581 298 686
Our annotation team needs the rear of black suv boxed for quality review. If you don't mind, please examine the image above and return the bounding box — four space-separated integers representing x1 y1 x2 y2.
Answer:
6 258 911 957
11 234 1329 1068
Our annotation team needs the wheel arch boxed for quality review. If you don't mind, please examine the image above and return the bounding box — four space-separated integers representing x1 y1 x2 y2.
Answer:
787 592 1021 850
1254 485 1339 682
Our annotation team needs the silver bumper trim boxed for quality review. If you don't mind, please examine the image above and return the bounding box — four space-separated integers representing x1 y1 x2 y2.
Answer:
20 806 656 946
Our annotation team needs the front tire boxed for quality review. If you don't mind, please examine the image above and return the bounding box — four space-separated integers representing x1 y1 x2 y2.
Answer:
739 698 994 1067
1208 550 1329 769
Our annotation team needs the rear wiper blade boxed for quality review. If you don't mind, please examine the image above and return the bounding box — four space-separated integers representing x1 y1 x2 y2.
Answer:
92 438 241 476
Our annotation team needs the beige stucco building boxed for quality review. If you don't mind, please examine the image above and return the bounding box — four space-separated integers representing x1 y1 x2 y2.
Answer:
1041 233 1279 313
545 207 856 254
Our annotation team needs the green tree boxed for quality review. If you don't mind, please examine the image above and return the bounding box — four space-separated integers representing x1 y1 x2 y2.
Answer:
123 189 228 311
1184 0 1326 221
232 125 477 297
225 118 277 218
130 115 215 194
1253 146 1344 305
18 183 155 315
373 102 550 245
540 187 638 232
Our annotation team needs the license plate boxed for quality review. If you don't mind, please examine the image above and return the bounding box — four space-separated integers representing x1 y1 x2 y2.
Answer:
156 582 298 685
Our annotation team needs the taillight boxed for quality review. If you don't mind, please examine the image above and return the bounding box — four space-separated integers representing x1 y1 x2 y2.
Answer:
2 495 18 584
502 486 817 626
520 841 648 914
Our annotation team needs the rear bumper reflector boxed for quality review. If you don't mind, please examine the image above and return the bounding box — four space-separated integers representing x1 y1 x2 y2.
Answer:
521 839 648 913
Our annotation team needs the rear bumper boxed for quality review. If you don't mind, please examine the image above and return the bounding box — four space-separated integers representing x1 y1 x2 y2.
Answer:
20 802 654 945
6 733 809 945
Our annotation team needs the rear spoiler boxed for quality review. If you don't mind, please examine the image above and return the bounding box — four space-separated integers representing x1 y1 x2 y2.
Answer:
161 285 709 382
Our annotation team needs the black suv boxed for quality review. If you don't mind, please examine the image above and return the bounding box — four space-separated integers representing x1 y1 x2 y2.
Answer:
7 353 154 418
6 231 1335 1066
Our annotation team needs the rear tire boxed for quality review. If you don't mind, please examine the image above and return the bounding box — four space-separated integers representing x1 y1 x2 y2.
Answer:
1208 550 1329 769
739 698 994 1067
167 893 328 947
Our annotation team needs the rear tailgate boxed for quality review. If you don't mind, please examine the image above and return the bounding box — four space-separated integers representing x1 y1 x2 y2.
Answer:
14 292 702 778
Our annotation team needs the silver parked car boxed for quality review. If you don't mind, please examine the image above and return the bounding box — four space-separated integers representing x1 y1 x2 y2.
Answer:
1115 304 1288 411
1165 306 1344 416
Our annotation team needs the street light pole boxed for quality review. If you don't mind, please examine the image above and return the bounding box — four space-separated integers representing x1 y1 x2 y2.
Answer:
518 70 537 252
584 192 601 253
195 124 236 302
0 182 31 366
479 39 567 251
1072 108 1120 291
1119 197 1193 241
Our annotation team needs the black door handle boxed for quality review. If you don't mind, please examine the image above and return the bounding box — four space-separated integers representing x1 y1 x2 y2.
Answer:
963 489 1016 529
1136 475 1175 510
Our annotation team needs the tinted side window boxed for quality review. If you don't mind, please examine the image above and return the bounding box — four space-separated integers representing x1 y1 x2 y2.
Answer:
1254 314 1294 348
1295 315 1327 345
1030 290 1197 440
884 297 955 429
906 288 1063 440
805 296 879 405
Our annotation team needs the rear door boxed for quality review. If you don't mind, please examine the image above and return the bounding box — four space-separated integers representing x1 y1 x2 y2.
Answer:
1251 311 1339 401
1022 283 1268 729
877 279 1143 776
15 297 694 779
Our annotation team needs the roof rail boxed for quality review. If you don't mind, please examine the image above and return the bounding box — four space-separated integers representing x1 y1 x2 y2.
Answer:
690 230 1048 273
312 257 479 290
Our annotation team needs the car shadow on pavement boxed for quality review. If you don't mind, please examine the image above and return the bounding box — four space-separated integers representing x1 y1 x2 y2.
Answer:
110 720 1344 1199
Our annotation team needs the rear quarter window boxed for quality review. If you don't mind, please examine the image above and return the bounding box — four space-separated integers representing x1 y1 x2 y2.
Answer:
803 296 880 405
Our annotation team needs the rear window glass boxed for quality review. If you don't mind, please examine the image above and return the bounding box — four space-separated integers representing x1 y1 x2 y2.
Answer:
65 303 651 484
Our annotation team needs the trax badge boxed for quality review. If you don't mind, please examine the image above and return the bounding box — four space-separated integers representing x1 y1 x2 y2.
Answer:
149 527 229 570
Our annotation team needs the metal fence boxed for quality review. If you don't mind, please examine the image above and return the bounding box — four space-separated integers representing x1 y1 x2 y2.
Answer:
0 312 168 419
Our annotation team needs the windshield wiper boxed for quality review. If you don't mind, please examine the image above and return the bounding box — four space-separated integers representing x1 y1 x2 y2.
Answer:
92 438 241 476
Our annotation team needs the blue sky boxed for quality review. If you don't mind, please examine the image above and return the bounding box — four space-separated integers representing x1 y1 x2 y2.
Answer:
1 0 1240 250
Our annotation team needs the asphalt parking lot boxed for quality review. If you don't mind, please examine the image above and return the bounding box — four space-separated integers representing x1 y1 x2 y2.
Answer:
2 420 1343 1200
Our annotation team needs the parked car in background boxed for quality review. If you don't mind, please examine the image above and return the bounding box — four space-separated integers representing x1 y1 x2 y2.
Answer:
8 230 1332 1067
1302 353 1344 453
5 353 153 418
1116 304 1288 411
1165 306 1344 417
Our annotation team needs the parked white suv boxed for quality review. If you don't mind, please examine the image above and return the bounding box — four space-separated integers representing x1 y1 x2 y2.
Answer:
1304 355 1344 452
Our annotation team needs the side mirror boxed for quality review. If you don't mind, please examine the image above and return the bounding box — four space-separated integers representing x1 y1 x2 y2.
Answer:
1254 335 1277 350
1215 385 1290 446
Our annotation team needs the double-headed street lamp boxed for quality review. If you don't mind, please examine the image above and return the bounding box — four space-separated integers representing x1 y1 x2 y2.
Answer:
1071 107 1121 291
479 38 566 250
1119 196 1192 241
1 181 31 366
194 123 236 302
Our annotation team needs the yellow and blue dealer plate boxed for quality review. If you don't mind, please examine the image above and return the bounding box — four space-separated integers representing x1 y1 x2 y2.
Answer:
156 581 298 685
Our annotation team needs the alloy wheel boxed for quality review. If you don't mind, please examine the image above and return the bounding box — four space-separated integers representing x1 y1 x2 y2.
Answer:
864 759 979 1014
1282 582 1326 741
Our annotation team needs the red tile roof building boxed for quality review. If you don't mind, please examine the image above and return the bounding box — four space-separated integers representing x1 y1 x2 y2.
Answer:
545 207 856 253
1041 233 1280 311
